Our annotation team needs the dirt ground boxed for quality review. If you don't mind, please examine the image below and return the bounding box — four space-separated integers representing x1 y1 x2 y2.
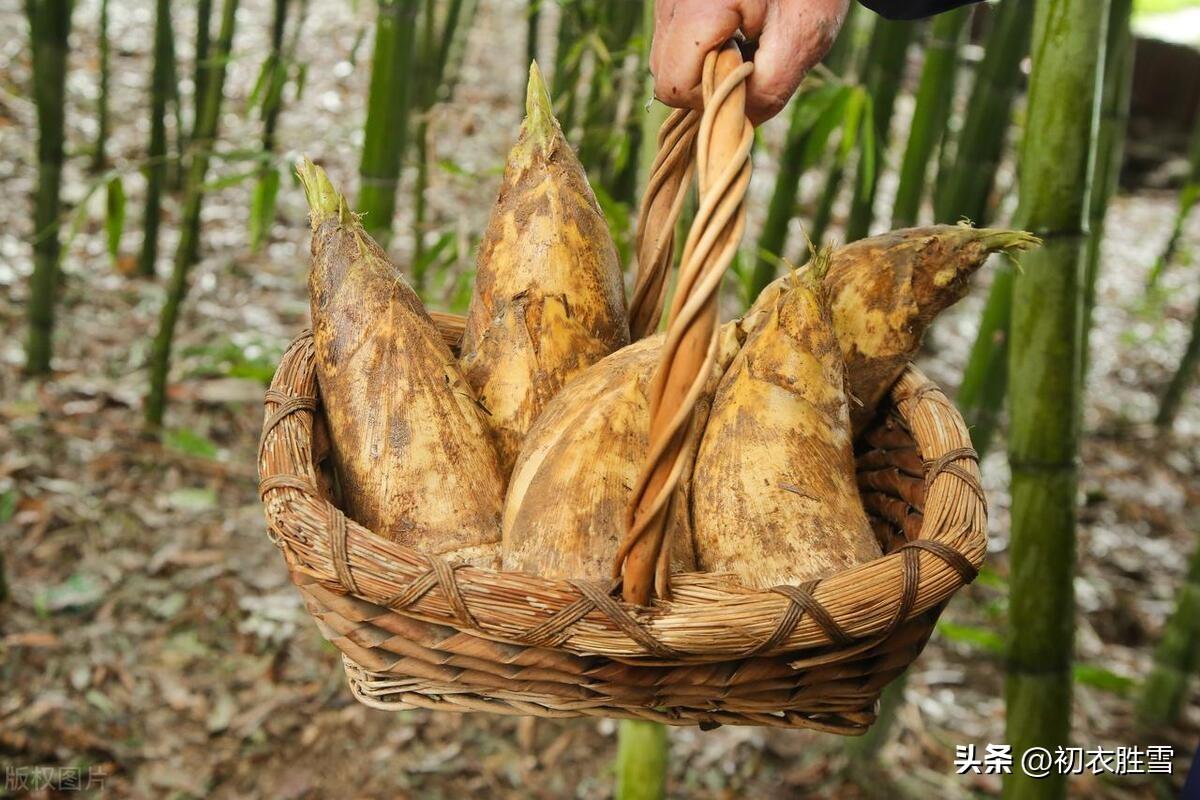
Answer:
1 1 1199 798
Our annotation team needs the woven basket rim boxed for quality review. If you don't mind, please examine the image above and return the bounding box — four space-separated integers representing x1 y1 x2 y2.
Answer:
258 331 987 662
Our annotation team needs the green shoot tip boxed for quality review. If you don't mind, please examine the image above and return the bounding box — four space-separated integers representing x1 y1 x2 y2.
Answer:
295 157 349 228
523 60 558 143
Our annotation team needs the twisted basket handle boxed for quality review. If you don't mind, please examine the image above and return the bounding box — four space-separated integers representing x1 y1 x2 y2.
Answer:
616 43 754 605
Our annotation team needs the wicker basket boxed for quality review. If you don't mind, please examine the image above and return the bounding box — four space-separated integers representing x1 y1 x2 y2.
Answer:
256 45 985 733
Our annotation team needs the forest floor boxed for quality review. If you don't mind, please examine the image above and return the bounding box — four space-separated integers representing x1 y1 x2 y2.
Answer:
2 0 1200 798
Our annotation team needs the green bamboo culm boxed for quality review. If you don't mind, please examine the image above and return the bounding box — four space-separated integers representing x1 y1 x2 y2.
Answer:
412 0 474 289
410 0 439 275
248 0 293 253
936 0 1034 225
1146 123 1200 291
1082 0 1135 372
192 0 213 144
577 1 644 206
843 17 915 242
551 0 586 133
164 12 185 190
958 0 1125 457
615 720 668 800
357 0 419 248
91 0 110 172
956 267 1013 455
145 0 240 429
949 0 1040 454
890 5 972 228
1138 532 1200 725
1004 1 1109 798
1156 291 1200 430
137 0 174 278
24 0 73 376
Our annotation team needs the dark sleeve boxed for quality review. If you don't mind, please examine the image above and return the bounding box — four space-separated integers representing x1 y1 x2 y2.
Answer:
857 0 982 21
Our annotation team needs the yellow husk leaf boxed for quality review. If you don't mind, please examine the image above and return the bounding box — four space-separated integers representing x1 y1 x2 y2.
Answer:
502 323 745 580
755 224 1040 434
297 159 505 567
460 62 629 477
692 260 881 587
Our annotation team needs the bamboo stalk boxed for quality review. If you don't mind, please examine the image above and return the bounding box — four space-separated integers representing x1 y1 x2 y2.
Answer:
615 720 668 800
1004 2 1109 798
137 0 173 278
578 1 643 202
192 0 213 144
956 263 1013 455
248 0 293 253
1156 290 1200 430
412 0 471 289
1146 124 1200 290
24 0 72 376
552 0 585 133
1082 0 1135 372
165 15 184 190
145 0 240 429
935 0 1032 225
949 0 1039 453
91 0 110 173
357 0 419 247
260 0 289 155
844 17 915 242
891 6 971 228
409 0 435 279
1138 532 1200 725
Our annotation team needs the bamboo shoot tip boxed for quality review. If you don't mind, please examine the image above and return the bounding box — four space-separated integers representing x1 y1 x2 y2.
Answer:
523 60 558 144
295 157 348 228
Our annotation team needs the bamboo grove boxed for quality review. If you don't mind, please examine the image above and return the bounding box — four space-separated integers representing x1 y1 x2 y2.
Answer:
15 1 1200 798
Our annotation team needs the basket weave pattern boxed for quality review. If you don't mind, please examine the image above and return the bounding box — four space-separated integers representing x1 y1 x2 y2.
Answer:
257 330 985 732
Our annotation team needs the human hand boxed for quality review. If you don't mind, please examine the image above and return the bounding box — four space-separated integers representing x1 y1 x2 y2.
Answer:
650 0 851 124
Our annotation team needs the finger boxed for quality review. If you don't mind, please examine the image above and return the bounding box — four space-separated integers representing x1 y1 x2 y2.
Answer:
651 0 766 111
745 0 847 124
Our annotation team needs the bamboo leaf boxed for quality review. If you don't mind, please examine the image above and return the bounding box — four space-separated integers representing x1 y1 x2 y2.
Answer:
246 56 271 108
201 167 260 191
165 427 219 459
436 157 471 177
792 82 846 135
263 63 287 118
1073 664 1135 697
412 229 455 278
104 175 125 261
801 87 853 169
936 621 1004 654
249 166 281 252
292 62 308 101
838 87 866 162
856 100 877 203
